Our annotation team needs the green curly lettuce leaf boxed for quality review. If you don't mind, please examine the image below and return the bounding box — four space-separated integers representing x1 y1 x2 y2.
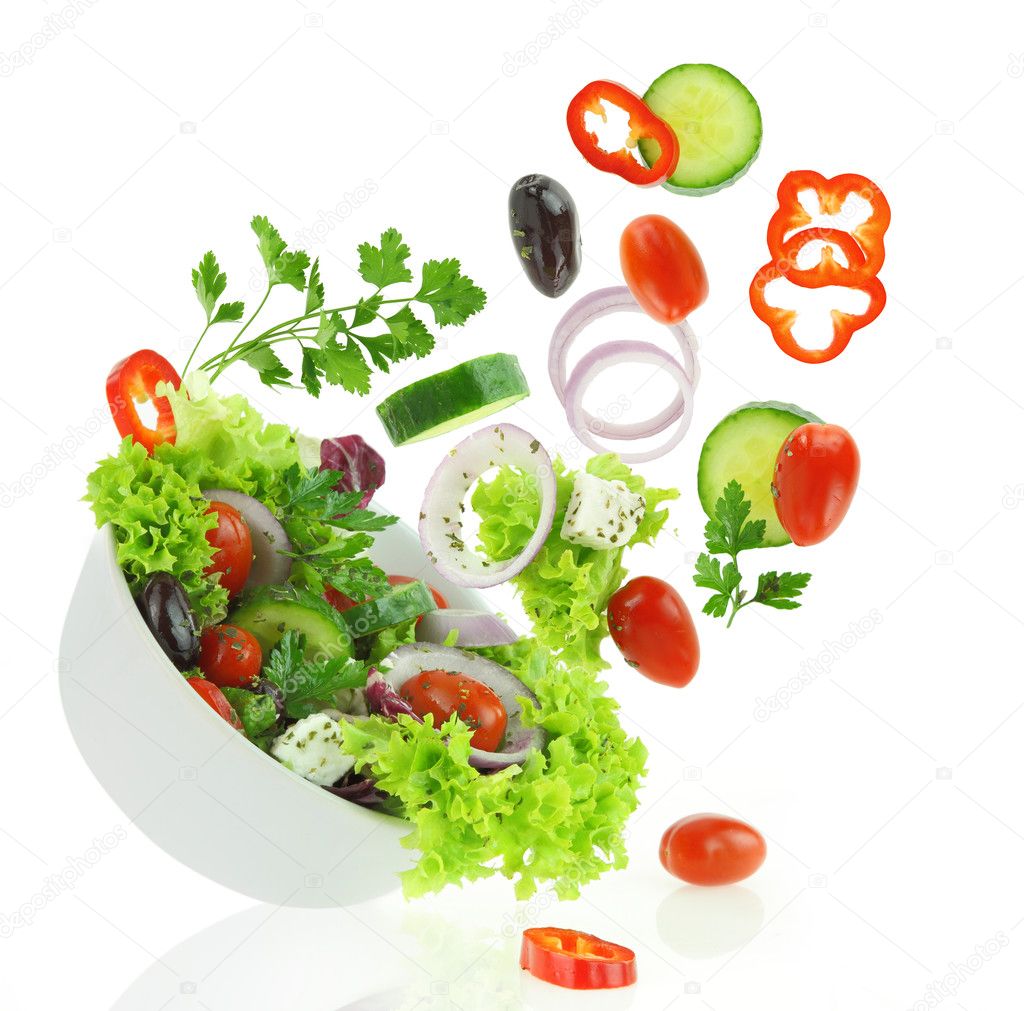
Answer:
471 454 678 673
340 639 646 899
85 437 227 622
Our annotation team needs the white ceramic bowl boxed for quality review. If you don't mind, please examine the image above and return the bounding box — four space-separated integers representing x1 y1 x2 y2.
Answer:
59 508 491 907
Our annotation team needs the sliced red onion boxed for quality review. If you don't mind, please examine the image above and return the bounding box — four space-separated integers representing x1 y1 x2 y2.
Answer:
419 424 555 589
563 340 695 464
201 489 292 588
549 285 700 439
416 609 518 648
323 775 388 807
377 643 545 771
320 434 385 511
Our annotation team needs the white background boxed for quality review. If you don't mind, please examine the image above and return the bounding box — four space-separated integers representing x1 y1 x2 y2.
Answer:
2 0 1023 1008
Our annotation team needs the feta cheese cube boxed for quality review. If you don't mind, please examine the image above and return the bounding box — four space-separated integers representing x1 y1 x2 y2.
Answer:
270 713 355 787
560 472 645 550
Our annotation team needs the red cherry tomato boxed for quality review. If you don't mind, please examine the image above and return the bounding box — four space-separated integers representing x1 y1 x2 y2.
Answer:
105 349 181 454
198 624 262 688
619 214 709 325
324 585 360 613
608 576 699 688
387 574 448 610
772 423 860 546
203 501 253 597
400 669 507 751
660 814 767 886
186 676 243 731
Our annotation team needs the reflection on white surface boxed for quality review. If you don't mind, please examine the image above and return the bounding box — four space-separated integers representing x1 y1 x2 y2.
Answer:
656 884 766 959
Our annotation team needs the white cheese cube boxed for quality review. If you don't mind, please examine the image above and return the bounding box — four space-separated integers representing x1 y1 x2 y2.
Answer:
560 472 645 550
270 713 355 787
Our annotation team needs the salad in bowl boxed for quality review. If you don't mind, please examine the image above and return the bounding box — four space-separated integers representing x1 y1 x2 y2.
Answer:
67 215 682 902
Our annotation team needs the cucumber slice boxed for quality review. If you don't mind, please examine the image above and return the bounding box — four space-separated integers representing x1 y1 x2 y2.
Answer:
376 353 530 446
638 64 762 196
698 402 822 547
230 586 355 662
340 580 436 638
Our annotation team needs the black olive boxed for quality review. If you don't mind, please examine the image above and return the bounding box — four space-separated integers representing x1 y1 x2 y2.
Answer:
508 174 581 298
254 678 285 724
138 573 200 670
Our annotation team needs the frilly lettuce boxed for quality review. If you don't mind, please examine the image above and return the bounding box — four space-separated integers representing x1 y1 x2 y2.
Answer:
340 639 647 899
86 437 227 622
472 454 679 674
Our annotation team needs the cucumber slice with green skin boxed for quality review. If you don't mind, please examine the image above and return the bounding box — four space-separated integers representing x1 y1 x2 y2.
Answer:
638 64 762 196
230 586 355 663
698 402 823 547
376 353 530 446
340 579 437 638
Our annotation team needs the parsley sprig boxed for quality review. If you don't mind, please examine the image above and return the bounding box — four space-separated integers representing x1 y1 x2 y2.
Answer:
183 217 486 395
263 630 367 719
693 481 812 628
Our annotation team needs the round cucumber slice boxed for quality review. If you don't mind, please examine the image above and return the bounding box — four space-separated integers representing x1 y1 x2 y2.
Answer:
230 586 355 661
698 402 822 547
376 353 530 447
340 580 436 638
638 64 762 196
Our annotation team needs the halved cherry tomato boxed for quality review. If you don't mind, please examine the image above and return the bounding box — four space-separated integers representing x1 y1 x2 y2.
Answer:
620 214 709 325
660 814 766 886
203 501 253 597
105 349 181 454
772 423 860 546
520 927 637 990
199 624 262 688
400 669 506 751
387 574 448 610
608 576 699 688
186 676 243 731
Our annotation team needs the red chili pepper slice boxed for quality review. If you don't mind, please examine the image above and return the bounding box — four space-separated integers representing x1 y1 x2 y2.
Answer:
749 229 887 365
520 927 637 990
766 170 890 280
567 80 679 187
106 349 181 453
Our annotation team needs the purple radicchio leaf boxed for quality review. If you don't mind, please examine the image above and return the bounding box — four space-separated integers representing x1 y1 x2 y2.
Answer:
323 774 388 807
365 668 421 722
319 434 386 511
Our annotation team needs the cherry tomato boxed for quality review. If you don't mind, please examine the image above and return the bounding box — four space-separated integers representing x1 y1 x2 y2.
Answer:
203 501 253 597
608 576 699 688
198 624 262 688
619 214 709 325
400 669 507 751
324 585 360 613
387 574 448 610
186 676 243 731
772 423 860 546
660 814 766 886
105 349 181 454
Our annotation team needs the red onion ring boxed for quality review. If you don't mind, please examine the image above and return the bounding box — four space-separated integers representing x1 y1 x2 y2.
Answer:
563 340 695 463
549 286 699 439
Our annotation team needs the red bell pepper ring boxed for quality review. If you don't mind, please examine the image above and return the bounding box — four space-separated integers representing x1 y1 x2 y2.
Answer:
772 226 874 289
520 927 637 990
566 80 679 187
106 349 181 453
750 229 887 365
766 170 890 281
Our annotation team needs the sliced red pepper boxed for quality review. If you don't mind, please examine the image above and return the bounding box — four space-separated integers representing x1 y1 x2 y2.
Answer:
750 229 887 364
106 349 181 454
567 80 679 187
766 170 890 280
772 226 875 289
520 927 637 990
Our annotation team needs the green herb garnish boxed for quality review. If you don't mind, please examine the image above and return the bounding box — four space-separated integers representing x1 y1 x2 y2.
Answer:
693 480 812 628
